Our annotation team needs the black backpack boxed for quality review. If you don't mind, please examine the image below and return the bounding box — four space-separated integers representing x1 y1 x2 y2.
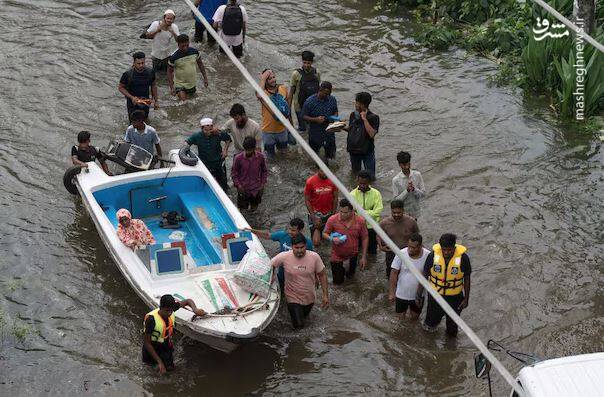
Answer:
346 116 371 155
297 67 320 106
139 23 153 39
222 5 244 35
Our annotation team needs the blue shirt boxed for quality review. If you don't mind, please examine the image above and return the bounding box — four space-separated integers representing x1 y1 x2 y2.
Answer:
302 94 339 136
196 0 227 23
124 124 160 154
270 231 314 252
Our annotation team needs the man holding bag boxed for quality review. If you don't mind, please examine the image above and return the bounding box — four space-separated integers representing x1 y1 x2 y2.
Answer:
345 92 379 180
256 69 292 158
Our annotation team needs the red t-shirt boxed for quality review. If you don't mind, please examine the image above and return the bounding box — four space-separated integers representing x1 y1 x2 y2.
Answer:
323 213 368 262
304 174 337 214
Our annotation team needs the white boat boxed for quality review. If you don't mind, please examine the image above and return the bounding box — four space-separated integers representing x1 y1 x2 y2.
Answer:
475 344 604 396
71 147 280 352
512 352 604 397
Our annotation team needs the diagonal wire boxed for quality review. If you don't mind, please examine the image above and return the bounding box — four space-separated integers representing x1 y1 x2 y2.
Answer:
531 0 604 53
183 0 526 395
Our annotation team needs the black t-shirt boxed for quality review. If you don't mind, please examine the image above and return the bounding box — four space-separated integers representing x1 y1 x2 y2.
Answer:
423 252 472 276
120 67 155 99
71 145 103 163
346 110 380 155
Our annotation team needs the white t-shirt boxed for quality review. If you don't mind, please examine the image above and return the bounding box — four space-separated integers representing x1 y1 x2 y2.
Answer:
147 20 180 60
391 247 430 300
222 118 262 153
212 5 248 46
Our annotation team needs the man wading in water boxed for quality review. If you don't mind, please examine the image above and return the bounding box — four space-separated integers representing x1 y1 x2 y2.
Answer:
417 233 471 337
269 235 329 330
246 217 314 291
256 69 291 158
288 50 320 132
168 34 209 101
323 199 368 285
142 294 206 374
377 199 419 279
388 233 429 320
212 0 248 58
145 9 180 72
118 51 158 121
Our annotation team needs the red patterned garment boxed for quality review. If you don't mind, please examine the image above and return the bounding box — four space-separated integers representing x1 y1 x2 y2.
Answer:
116 208 156 249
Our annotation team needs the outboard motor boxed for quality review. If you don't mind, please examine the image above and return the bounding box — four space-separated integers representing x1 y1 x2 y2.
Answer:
104 140 154 172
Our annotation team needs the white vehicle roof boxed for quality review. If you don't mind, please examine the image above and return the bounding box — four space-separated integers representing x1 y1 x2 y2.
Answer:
516 352 604 397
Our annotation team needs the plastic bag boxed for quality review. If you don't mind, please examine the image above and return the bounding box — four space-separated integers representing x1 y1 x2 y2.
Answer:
232 240 272 298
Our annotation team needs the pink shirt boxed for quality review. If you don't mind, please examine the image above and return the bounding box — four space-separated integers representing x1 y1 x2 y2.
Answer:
270 251 325 305
323 213 368 262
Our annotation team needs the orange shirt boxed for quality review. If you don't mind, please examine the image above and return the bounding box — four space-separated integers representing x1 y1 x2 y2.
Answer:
260 85 289 133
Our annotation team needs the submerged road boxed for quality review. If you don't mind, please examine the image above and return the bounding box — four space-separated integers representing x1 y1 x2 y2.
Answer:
0 0 602 395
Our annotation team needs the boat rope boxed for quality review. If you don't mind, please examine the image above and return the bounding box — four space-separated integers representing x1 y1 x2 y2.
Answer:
183 0 525 394
531 0 604 53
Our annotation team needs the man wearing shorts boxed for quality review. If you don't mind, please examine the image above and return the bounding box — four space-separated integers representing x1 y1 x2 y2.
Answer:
168 34 209 100
270 235 329 330
304 164 338 247
388 233 429 320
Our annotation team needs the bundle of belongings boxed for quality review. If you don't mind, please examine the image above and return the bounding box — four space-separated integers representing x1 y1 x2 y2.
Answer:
233 240 272 298
160 211 186 229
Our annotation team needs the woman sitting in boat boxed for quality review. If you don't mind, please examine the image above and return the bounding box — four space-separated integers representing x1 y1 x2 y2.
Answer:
117 208 156 249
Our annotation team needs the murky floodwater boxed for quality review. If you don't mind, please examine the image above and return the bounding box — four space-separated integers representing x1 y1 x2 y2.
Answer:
0 0 602 395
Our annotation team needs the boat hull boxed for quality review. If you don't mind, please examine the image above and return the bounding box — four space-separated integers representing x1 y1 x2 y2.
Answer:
74 151 280 352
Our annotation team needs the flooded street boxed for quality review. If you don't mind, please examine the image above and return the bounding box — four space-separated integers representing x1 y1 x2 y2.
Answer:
0 0 602 395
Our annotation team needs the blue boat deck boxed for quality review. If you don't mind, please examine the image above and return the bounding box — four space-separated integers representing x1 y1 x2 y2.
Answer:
94 175 239 268
143 216 217 267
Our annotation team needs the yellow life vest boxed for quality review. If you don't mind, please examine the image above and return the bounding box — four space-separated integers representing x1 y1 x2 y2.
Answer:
428 243 467 296
143 308 175 343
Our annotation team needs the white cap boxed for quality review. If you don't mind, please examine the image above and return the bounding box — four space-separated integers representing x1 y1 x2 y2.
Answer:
200 118 213 126
164 9 175 16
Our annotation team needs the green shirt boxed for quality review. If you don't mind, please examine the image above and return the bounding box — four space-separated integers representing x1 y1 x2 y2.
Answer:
350 187 384 228
186 130 232 170
168 47 200 89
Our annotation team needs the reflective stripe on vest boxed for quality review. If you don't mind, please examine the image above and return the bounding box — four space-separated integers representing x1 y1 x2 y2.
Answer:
143 308 175 343
428 243 466 296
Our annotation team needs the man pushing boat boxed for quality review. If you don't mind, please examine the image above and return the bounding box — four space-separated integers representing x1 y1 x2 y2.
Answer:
142 294 206 374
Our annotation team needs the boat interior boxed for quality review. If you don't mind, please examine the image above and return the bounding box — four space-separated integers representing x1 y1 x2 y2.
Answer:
93 175 252 276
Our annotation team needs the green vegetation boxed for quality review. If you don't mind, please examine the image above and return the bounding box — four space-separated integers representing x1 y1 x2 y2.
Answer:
12 320 30 343
4 278 23 292
379 0 604 122
0 308 7 346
